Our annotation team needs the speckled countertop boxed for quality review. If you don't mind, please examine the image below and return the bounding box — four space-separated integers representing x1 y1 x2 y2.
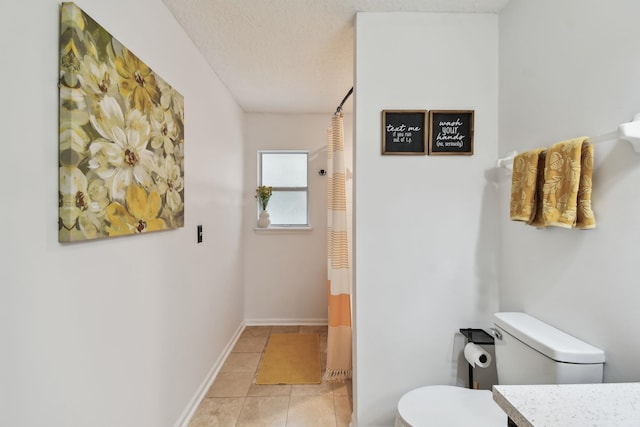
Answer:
493 383 640 427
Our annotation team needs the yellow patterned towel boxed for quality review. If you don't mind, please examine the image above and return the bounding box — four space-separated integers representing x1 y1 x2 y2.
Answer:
528 151 547 228
542 137 595 228
510 148 546 222
576 141 596 229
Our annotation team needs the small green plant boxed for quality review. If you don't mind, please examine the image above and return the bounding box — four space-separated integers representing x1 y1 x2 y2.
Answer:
255 185 273 210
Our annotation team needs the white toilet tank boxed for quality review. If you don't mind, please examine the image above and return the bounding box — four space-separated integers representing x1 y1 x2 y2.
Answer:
493 312 605 385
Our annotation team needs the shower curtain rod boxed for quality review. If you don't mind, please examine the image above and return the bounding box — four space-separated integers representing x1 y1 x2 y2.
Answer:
335 87 353 114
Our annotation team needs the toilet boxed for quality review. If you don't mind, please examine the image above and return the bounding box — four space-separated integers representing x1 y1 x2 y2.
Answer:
395 312 605 427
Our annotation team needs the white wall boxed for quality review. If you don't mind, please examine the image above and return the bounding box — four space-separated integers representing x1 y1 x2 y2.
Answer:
499 0 640 382
243 113 353 323
354 13 499 426
0 1 245 426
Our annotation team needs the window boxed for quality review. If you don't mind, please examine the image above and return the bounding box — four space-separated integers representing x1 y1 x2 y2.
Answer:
258 151 309 226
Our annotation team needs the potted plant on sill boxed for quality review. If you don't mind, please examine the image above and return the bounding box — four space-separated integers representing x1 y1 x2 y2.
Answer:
255 185 272 228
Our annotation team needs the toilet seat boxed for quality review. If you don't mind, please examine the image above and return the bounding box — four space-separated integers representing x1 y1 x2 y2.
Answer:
394 385 507 427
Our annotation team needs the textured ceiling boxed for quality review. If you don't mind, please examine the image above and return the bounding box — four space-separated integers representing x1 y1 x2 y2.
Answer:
162 0 510 114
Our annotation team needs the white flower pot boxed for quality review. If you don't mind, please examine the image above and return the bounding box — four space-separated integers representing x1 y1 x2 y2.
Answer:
257 210 271 228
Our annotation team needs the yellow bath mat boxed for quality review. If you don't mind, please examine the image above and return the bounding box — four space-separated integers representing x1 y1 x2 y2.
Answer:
255 333 322 385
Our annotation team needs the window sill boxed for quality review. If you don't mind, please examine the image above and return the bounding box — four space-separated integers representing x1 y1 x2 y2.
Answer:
253 226 313 233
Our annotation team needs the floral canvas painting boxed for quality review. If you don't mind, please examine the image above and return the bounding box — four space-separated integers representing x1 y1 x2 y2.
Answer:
59 2 184 242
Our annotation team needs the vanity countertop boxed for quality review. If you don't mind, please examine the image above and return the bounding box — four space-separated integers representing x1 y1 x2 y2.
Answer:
493 382 640 427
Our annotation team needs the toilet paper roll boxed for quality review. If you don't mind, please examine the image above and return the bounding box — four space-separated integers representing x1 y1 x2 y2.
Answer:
464 342 492 368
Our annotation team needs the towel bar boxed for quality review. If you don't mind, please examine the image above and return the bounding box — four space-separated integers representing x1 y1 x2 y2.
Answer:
495 151 516 171
618 112 640 152
496 112 640 172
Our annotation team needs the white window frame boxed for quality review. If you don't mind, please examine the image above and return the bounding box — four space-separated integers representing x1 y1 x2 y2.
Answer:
257 150 309 227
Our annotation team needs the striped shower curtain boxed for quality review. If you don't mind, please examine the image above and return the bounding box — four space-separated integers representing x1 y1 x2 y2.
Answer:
325 112 352 381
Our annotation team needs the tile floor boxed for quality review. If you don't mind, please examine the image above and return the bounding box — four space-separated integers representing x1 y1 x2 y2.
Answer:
189 325 352 427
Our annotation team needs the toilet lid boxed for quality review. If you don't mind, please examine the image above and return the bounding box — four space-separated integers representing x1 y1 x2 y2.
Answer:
396 385 507 427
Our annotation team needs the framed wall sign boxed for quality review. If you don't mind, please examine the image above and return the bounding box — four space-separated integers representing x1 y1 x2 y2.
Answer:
381 110 428 155
428 110 474 156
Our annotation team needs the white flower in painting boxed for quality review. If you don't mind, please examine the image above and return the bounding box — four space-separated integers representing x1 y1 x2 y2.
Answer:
149 106 178 155
155 153 184 213
88 96 155 202
174 138 184 167
59 166 102 240
79 54 119 100
60 86 89 116
59 4 85 88
61 3 85 34
86 175 110 216
157 77 184 121
59 86 90 155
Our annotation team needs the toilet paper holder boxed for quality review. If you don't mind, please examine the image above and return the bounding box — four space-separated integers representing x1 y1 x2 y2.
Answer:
459 328 495 389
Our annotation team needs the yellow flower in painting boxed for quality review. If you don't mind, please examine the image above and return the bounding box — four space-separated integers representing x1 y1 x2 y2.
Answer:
106 185 166 236
115 47 160 113
88 96 155 201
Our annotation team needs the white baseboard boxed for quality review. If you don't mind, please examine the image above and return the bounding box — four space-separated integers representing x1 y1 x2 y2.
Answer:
173 320 247 427
245 318 328 326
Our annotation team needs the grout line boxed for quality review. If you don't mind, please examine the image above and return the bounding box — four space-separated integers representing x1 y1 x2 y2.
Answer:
233 397 246 427
284 395 292 427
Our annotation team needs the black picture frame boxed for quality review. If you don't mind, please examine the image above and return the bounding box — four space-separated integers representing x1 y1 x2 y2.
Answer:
381 110 428 155
428 110 474 156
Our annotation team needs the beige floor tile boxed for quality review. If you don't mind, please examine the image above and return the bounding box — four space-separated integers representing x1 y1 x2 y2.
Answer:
334 395 352 427
319 335 327 350
221 352 261 373
188 397 245 427
234 336 269 352
287 395 336 427
247 383 292 397
332 380 352 396
291 381 333 397
320 354 327 374
236 396 290 427
299 325 328 335
271 325 300 334
318 334 328 348
207 371 254 397
241 326 273 338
